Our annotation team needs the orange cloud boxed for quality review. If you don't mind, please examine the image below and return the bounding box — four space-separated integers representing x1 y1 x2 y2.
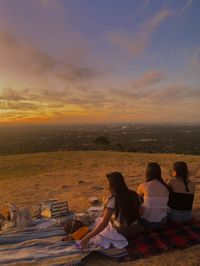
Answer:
0 2 198 124
1 68 199 124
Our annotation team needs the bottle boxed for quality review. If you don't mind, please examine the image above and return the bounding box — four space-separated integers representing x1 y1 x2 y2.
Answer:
72 226 89 240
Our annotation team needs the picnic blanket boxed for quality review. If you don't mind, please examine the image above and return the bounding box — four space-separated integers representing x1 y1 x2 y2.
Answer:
1 219 200 265
119 219 200 262
0 219 127 266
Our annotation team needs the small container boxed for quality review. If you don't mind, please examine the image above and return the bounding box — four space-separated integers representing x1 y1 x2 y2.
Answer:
72 226 89 240
88 197 100 206
87 206 104 219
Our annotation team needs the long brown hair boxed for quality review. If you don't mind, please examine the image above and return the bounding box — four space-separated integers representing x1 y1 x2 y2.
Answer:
106 172 139 225
146 162 168 189
173 161 189 192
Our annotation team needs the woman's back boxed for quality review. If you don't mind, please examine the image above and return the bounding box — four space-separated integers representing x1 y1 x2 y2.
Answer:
142 179 169 198
137 180 169 223
167 178 195 194
167 178 195 213
167 161 196 222
137 162 170 227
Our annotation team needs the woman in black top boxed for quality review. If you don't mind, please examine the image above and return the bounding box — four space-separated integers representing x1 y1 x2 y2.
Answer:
167 161 196 222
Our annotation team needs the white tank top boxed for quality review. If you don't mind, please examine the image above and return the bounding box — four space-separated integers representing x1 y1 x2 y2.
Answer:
141 181 169 222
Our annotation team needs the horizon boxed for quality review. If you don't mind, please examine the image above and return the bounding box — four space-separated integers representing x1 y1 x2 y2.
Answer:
0 0 200 124
0 121 200 129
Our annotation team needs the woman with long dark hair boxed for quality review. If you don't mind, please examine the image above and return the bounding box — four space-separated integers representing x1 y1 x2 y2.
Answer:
80 172 143 249
137 162 169 228
167 161 196 222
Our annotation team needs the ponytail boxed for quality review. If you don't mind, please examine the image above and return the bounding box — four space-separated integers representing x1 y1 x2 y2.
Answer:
173 161 189 192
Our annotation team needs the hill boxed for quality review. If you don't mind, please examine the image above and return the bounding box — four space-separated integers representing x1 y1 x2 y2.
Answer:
0 151 199 265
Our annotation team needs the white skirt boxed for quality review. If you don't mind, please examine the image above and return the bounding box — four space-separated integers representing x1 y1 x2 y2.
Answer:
89 217 128 249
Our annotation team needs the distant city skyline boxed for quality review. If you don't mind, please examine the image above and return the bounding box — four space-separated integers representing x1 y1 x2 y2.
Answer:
0 0 199 124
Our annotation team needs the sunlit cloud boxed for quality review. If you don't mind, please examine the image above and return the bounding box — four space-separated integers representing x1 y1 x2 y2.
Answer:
0 101 41 110
0 67 199 124
0 88 27 101
0 0 199 124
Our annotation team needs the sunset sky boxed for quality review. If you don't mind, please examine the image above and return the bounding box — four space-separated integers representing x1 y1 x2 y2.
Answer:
0 0 199 124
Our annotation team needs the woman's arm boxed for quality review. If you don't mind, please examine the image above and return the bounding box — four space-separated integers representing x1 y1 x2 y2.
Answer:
80 207 113 249
137 183 144 200
165 179 173 190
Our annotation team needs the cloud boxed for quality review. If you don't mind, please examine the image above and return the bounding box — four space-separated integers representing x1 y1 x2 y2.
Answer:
0 28 99 85
132 71 166 89
0 1 198 124
37 0 64 11
150 84 200 103
152 84 189 100
186 0 193 7
1 82 199 124
0 67 198 125
55 65 100 81
107 71 166 101
144 0 150 9
184 46 200 79
0 87 45 102
177 0 193 15
107 9 173 56
190 46 200 68
0 88 26 101
0 101 41 110
184 0 193 10
0 84 109 112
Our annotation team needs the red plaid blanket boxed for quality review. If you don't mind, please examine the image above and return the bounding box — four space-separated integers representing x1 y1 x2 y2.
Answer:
119 219 200 262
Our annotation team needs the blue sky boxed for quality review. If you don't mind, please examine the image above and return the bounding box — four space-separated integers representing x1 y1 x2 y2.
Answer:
0 0 199 124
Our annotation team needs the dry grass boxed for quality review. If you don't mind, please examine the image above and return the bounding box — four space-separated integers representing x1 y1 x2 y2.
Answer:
0 150 200 265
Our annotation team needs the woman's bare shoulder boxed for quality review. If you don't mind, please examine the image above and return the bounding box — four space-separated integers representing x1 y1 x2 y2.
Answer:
165 177 176 186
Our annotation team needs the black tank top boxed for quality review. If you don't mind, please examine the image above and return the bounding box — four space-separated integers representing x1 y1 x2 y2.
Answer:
168 191 194 211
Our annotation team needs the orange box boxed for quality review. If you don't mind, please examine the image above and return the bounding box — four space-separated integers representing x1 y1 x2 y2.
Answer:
72 226 89 240
0 206 10 220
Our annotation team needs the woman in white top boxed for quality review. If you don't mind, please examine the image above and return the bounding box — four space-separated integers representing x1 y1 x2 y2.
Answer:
137 162 169 229
80 172 143 249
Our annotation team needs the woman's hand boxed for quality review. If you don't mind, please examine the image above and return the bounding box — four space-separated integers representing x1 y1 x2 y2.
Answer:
80 235 90 249
79 208 113 249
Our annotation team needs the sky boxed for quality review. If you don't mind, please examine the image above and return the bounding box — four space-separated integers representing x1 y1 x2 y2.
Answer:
0 0 199 124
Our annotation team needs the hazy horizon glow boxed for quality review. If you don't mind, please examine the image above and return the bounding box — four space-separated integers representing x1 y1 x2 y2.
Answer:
0 0 200 124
